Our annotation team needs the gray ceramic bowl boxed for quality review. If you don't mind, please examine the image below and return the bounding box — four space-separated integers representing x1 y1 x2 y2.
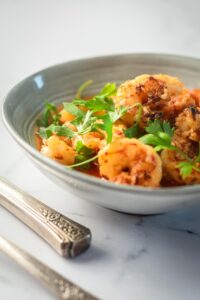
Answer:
3 53 200 214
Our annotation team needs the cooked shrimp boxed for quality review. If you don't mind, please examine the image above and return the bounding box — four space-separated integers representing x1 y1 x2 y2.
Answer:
59 109 75 123
112 121 127 139
173 106 200 157
115 74 195 126
41 135 75 165
161 149 200 185
190 89 200 106
98 138 162 187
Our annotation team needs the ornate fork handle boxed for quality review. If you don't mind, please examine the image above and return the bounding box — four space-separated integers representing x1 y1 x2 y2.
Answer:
0 177 91 257
0 236 97 299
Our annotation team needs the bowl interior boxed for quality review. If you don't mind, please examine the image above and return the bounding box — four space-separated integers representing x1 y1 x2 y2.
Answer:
4 53 200 149
3 53 200 201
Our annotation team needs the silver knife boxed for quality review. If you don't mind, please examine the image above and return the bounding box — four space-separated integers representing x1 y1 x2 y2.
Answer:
0 177 91 257
0 236 98 300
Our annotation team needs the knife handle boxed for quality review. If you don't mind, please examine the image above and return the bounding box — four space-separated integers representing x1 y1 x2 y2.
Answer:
0 236 97 300
0 177 91 257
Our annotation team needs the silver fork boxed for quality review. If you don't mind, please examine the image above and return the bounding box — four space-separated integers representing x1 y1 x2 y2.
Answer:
0 236 97 299
0 177 91 257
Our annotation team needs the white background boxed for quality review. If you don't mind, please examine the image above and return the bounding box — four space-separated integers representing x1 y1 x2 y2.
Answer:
1 1 200 299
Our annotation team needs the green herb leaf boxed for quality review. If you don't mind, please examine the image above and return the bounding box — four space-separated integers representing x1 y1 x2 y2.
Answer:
38 124 75 139
139 133 160 147
76 110 96 134
140 119 200 179
73 140 95 169
76 80 93 98
85 96 115 112
145 119 163 135
73 95 115 113
75 141 94 156
109 106 127 123
68 154 98 169
36 102 60 127
53 125 75 138
177 162 194 178
163 121 174 138
98 83 117 97
72 99 87 106
38 127 53 139
124 103 143 138
100 114 113 143
124 123 140 138
140 120 175 151
63 103 85 117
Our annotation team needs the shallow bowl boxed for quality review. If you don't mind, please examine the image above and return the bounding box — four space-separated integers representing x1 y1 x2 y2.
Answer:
3 53 200 214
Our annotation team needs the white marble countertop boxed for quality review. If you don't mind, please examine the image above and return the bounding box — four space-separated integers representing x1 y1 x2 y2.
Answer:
1 1 200 299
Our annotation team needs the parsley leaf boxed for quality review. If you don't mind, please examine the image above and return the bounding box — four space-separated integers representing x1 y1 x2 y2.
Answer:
76 111 95 134
73 83 116 113
38 127 53 139
66 140 97 169
73 95 115 113
75 140 93 156
68 154 98 169
36 102 60 127
98 83 117 97
140 119 200 178
124 103 143 138
177 162 194 178
76 80 93 98
109 106 127 122
145 119 162 135
100 114 113 143
124 123 140 138
85 96 115 112
38 124 75 139
53 125 75 138
63 103 85 117
140 120 175 151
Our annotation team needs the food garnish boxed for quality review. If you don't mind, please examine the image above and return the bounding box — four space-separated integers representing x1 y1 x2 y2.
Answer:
36 75 200 187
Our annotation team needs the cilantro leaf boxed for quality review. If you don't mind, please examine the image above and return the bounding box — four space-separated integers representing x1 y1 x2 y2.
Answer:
124 123 140 138
145 119 162 135
139 133 161 147
76 80 93 98
140 119 200 179
84 96 115 112
53 125 75 138
76 110 95 134
140 120 176 151
38 127 53 139
73 140 95 169
76 140 93 156
163 121 174 138
98 83 117 97
72 99 87 106
68 154 98 169
38 124 75 139
100 114 113 143
109 106 127 122
177 162 194 178
63 103 85 117
124 103 143 138
73 95 115 113
36 102 60 127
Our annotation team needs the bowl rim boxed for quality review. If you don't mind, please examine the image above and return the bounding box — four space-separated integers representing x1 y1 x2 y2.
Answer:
2 52 200 196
